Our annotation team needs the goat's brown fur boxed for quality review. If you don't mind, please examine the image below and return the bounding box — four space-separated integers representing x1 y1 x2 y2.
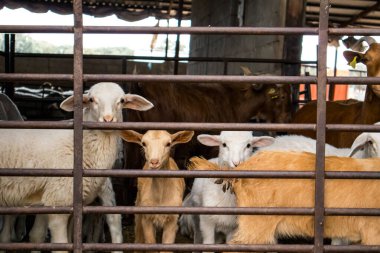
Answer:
120 130 193 253
189 151 380 252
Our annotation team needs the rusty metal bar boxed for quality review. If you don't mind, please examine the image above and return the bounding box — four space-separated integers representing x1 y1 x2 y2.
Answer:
3 121 380 132
73 1 84 252
0 207 72 214
4 73 380 84
0 25 318 34
1 168 380 180
314 1 329 253
0 243 72 251
84 243 314 252
84 122 317 131
329 27 380 36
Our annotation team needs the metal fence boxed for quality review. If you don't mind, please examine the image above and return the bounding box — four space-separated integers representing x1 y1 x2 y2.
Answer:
2 0 380 252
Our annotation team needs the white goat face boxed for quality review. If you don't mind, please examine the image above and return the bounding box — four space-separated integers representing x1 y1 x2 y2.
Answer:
60 82 154 123
197 131 257 168
84 83 126 123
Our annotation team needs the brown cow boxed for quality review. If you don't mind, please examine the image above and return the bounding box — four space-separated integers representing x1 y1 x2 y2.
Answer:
292 39 380 148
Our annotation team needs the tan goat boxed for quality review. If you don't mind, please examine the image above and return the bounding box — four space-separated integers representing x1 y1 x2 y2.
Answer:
189 151 380 252
120 130 194 252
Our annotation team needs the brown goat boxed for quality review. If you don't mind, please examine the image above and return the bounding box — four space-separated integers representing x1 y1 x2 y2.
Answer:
189 151 380 252
292 40 380 148
120 130 194 253
292 99 363 147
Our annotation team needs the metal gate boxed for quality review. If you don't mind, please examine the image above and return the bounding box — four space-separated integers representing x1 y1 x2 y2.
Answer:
1 0 380 252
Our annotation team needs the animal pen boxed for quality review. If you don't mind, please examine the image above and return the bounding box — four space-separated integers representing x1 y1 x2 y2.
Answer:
1 0 380 252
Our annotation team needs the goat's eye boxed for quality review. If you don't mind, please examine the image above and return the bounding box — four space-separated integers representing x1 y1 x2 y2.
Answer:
166 142 171 147
89 97 94 103
120 98 125 104
222 143 227 147
246 143 251 148
142 142 146 147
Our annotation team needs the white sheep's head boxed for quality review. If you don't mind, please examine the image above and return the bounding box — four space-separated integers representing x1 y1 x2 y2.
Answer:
120 130 194 170
60 82 154 122
197 131 274 168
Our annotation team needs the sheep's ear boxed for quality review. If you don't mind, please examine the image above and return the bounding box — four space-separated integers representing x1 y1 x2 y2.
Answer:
349 133 371 157
251 136 275 148
172 131 194 145
60 94 90 112
123 94 154 111
119 130 143 145
197 134 221 146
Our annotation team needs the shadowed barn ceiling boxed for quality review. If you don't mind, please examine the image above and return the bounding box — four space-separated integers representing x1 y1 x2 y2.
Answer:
1 0 380 27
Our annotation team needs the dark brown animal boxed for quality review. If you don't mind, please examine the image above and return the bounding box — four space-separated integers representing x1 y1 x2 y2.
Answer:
292 40 380 148
125 81 292 169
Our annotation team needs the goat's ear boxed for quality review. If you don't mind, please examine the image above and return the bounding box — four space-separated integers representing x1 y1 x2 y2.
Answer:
60 94 90 112
349 133 371 157
119 130 143 144
172 131 194 145
251 136 275 148
123 94 154 111
197 134 221 146
343 51 364 64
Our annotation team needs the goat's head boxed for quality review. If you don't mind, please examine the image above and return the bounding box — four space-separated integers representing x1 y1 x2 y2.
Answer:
239 67 292 123
60 82 154 122
343 38 380 97
120 130 194 170
197 131 274 168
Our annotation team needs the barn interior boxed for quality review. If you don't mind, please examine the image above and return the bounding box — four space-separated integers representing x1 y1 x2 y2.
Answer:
1 0 380 252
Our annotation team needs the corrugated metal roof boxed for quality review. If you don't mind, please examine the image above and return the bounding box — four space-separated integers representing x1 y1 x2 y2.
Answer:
1 0 380 28
306 0 380 28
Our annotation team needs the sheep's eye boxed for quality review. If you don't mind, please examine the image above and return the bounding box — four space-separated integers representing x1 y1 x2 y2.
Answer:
166 142 171 147
142 142 146 147
120 98 125 104
222 143 227 147
89 97 94 103
246 143 251 148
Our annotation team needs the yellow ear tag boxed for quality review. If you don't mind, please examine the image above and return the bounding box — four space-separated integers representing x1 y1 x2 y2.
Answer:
349 56 357 69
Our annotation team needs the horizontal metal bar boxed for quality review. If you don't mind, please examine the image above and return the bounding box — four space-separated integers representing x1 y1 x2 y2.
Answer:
83 74 317 83
83 122 317 131
326 124 380 132
83 26 319 35
328 77 380 85
0 121 73 129
2 169 380 180
0 242 378 252
0 73 73 81
329 28 380 36
0 243 72 251
3 74 379 85
0 207 72 214
13 52 317 65
3 121 380 132
0 25 73 33
84 206 314 215
83 169 316 178
326 208 380 216
83 243 314 252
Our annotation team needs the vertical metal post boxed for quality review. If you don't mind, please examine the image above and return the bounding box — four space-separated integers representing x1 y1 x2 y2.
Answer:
328 47 338 101
315 0 329 253
173 0 184 75
73 0 84 252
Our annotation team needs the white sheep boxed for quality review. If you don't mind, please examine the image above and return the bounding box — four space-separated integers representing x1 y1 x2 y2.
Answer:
120 130 194 251
0 82 153 253
179 131 274 250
